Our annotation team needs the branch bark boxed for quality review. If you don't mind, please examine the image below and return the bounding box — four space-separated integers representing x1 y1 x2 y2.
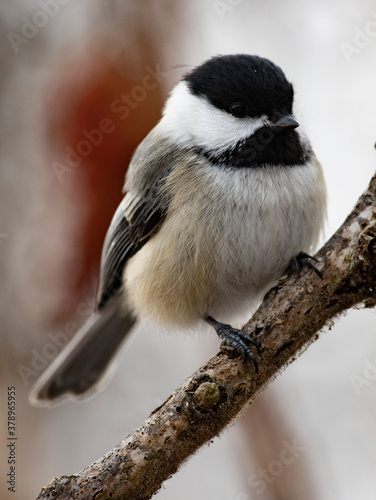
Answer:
37 172 376 500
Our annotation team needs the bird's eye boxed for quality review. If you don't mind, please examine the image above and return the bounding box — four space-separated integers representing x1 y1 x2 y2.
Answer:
230 102 248 118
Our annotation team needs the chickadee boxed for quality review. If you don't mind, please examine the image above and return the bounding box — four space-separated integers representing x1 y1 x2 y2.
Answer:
30 54 326 405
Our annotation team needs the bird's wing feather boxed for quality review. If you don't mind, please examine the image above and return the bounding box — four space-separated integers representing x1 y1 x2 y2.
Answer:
96 180 168 309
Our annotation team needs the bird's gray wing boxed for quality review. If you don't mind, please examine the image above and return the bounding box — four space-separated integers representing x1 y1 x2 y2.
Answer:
97 180 168 310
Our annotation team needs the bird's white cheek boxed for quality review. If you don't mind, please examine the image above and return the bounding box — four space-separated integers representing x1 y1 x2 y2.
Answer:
160 81 266 153
187 102 266 153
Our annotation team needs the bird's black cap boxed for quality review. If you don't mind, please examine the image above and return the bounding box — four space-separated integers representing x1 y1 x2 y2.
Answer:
184 54 294 119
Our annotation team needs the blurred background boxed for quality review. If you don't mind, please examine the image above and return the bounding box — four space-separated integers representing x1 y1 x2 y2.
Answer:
0 1 376 499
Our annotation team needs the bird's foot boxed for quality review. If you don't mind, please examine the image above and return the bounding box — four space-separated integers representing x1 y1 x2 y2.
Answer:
206 316 259 369
284 251 323 279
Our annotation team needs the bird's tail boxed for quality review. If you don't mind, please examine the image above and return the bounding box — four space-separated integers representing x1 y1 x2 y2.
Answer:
29 302 136 406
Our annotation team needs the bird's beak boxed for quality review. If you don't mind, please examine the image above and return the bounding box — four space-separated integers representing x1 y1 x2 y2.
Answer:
270 115 299 131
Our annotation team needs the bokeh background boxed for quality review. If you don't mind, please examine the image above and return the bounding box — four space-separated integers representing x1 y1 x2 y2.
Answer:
1 1 376 499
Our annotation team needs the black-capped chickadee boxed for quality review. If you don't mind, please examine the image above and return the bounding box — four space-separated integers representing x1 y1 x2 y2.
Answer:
30 54 326 405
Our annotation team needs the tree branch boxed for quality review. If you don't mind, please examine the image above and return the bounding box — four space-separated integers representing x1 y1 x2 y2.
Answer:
36 172 376 500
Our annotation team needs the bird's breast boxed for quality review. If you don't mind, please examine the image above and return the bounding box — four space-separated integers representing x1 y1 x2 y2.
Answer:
124 158 325 329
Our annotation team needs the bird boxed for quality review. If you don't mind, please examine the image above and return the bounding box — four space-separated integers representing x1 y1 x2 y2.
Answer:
30 54 326 405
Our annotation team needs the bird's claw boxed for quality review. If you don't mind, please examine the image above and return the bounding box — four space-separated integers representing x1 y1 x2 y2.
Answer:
207 317 259 369
285 251 323 279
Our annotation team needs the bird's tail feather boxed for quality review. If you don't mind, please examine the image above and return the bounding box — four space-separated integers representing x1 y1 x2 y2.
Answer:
29 302 136 406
